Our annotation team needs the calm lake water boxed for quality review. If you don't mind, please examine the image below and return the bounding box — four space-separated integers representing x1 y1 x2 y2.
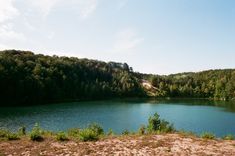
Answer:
1 99 235 137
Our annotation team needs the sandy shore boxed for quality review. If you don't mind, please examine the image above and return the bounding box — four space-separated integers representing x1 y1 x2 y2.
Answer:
1 133 235 156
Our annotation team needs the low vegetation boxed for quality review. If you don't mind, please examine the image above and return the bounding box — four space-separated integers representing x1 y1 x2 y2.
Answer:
201 132 216 139
147 113 175 133
56 132 68 141
30 123 43 141
222 134 234 140
0 113 233 142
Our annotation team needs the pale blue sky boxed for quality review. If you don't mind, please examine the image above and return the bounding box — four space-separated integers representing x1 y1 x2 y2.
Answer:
0 0 234 74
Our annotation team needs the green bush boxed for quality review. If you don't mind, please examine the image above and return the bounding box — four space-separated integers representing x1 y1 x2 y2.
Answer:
30 123 43 141
0 129 9 138
159 120 175 133
88 123 104 136
56 132 68 141
79 129 99 141
0 129 19 140
122 129 130 135
67 128 80 138
7 133 19 140
147 113 174 133
147 113 161 132
222 134 234 140
201 132 215 139
18 126 26 136
138 125 146 135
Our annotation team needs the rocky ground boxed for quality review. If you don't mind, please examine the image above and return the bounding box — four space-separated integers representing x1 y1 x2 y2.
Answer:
0 133 235 156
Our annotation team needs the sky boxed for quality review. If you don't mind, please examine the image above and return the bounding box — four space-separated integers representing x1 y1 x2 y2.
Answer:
0 0 235 75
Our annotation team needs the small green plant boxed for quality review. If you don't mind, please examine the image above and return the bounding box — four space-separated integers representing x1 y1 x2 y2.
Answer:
7 133 19 140
67 128 80 138
178 130 197 137
79 128 99 141
0 129 19 140
88 123 104 136
222 134 234 140
18 126 26 136
159 119 175 133
107 128 114 136
201 132 215 139
0 129 9 138
30 123 43 141
56 131 68 141
138 125 146 135
122 129 130 135
147 113 161 133
147 113 174 133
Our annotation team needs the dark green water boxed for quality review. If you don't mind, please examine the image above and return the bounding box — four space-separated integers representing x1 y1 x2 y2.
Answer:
0 99 235 137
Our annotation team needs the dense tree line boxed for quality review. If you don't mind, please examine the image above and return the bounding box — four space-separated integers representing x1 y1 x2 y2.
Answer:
0 50 145 105
148 70 235 100
0 50 234 105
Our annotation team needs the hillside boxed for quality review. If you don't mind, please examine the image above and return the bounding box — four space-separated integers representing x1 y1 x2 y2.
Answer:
0 50 235 106
0 50 145 105
143 69 235 100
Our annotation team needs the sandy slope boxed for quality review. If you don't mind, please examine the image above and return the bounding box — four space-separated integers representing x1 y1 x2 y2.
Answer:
0 134 235 156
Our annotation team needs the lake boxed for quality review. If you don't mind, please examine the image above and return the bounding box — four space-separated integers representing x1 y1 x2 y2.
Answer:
0 99 235 137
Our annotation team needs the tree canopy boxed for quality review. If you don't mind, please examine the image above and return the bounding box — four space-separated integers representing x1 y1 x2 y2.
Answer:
0 50 145 105
0 50 234 106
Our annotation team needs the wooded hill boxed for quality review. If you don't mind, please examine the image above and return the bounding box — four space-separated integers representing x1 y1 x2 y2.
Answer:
0 50 145 105
0 50 234 105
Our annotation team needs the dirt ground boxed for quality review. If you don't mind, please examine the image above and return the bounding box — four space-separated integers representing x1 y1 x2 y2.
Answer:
0 133 235 156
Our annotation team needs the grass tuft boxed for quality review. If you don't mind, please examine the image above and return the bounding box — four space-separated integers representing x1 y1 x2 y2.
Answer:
201 132 215 139
56 131 68 141
222 134 234 140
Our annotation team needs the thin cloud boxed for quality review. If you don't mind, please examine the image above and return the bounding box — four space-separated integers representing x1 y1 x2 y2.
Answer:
112 28 144 53
0 24 26 42
75 0 98 19
28 0 59 17
0 0 19 23
25 0 98 19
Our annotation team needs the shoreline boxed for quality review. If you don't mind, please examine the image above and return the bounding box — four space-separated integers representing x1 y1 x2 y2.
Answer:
1 97 234 107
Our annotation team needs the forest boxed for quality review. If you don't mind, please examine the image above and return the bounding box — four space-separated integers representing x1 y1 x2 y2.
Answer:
0 50 234 105
0 50 145 105
146 69 235 100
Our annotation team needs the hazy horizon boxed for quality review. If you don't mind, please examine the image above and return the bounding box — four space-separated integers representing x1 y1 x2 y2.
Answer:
0 0 235 74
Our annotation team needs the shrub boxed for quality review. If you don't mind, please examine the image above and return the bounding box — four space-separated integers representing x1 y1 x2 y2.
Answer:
159 120 175 133
147 113 161 133
107 129 114 136
138 125 146 135
56 132 68 141
222 134 234 140
0 129 9 138
147 113 174 133
88 123 104 136
7 133 19 140
0 129 19 140
79 129 99 141
30 123 43 141
18 126 26 136
67 128 80 138
201 132 215 139
122 129 130 135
